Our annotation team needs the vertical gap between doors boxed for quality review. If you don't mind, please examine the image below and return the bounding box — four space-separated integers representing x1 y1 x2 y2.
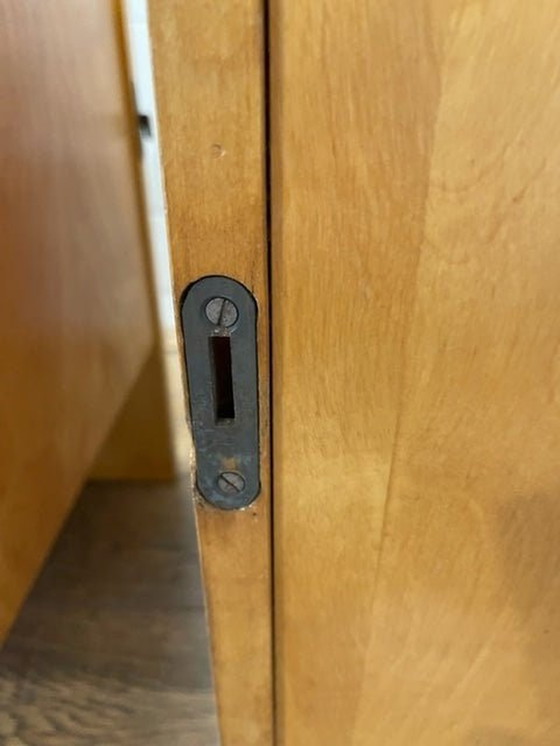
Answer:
263 0 277 742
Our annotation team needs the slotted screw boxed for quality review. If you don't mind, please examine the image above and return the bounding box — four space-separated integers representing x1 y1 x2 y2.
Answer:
205 297 238 328
217 471 246 495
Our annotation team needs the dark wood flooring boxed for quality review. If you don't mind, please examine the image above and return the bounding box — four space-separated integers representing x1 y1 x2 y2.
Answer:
0 479 219 745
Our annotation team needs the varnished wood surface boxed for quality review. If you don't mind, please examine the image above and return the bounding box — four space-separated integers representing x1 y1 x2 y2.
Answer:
91 347 176 481
0 478 219 745
271 1 560 744
270 1 442 742
149 2 273 744
0 0 169 640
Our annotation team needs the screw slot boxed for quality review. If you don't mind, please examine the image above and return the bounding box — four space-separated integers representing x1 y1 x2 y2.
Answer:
217 471 246 496
205 297 238 328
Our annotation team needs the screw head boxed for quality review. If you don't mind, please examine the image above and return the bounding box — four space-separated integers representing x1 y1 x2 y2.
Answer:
217 471 246 495
205 297 238 328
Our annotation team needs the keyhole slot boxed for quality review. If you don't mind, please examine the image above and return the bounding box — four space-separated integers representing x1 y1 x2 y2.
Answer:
210 335 235 422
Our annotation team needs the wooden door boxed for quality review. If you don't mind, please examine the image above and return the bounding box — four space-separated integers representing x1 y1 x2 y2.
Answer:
271 1 560 745
0 0 173 641
149 2 273 745
152 0 560 744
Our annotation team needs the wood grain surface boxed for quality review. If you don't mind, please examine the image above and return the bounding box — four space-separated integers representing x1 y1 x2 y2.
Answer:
270 1 443 742
149 2 273 744
91 347 176 480
271 1 560 744
0 478 219 746
0 0 168 641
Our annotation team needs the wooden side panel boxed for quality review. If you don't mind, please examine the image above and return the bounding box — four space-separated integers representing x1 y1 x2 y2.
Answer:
149 2 272 745
0 0 167 638
272 1 560 744
353 4 560 744
270 1 446 742
91 347 175 481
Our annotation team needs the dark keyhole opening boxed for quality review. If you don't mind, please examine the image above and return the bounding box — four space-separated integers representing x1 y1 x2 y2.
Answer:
210 336 235 422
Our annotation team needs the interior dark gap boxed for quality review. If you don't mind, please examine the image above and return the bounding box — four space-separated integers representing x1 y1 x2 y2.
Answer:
210 335 235 421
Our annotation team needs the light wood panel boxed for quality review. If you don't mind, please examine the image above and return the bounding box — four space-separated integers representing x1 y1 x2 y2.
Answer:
91 347 175 480
272 1 560 744
353 4 560 744
0 0 169 638
149 2 272 745
270 1 445 742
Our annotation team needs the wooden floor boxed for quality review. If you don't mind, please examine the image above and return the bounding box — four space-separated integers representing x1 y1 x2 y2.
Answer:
0 478 219 745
